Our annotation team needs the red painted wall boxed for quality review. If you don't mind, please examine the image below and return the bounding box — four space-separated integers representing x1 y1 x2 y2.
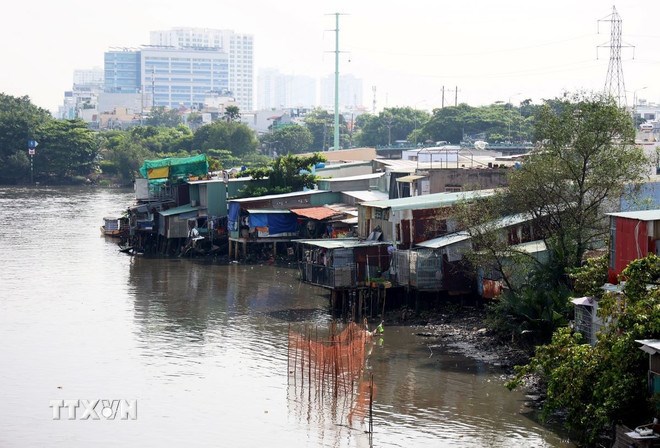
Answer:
609 217 649 283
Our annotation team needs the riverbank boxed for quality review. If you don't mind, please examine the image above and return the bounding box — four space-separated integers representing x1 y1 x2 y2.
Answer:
382 303 534 372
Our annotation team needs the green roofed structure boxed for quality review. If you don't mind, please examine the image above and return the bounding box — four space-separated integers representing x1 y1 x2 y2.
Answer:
139 154 209 181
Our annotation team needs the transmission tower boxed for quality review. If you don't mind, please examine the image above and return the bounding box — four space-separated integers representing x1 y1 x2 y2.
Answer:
598 6 634 107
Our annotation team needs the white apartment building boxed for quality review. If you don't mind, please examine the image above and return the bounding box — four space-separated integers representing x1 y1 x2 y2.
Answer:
150 27 254 112
257 68 316 110
140 46 229 109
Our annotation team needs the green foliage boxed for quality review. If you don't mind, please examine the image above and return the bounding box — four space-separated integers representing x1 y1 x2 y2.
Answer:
239 153 326 197
508 92 646 271
99 137 151 184
303 108 349 150
486 264 571 342
223 105 241 122
145 107 182 127
192 121 258 156
355 107 430 147
568 255 609 299
36 119 99 182
261 124 313 154
206 149 239 170
0 94 52 184
419 103 535 144
125 125 193 153
508 255 660 445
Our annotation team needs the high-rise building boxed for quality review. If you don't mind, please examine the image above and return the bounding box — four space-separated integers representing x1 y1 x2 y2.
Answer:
140 46 229 109
150 27 254 111
257 68 316 110
321 74 363 111
104 49 141 94
103 46 229 109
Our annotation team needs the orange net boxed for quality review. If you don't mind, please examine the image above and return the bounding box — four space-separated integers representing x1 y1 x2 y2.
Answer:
287 320 376 431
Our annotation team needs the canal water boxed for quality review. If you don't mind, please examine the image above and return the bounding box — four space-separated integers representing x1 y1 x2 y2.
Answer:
0 187 573 447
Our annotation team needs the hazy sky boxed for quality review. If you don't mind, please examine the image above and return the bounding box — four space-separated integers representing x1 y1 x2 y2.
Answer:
2 0 658 113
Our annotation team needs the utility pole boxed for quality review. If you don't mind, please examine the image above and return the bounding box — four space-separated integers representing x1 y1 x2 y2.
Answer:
326 13 345 151
441 86 445 108
372 86 377 114
598 6 634 107
454 86 458 107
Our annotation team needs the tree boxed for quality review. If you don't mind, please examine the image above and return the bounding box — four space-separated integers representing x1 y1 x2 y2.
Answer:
508 93 647 272
355 107 430 147
454 94 645 343
261 124 313 154
419 103 533 144
239 153 326 197
223 105 241 122
507 255 660 445
145 107 182 127
303 108 349 150
35 119 99 182
192 121 258 156
0 94 52 184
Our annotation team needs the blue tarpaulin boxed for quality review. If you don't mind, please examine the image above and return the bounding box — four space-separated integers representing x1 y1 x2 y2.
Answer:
228 203 241 231
248 211 297 235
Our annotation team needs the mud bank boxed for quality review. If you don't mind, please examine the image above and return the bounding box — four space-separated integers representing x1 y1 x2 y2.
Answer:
382 304 534 372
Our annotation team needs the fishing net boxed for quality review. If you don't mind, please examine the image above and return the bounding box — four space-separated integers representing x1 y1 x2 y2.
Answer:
287 321 376 432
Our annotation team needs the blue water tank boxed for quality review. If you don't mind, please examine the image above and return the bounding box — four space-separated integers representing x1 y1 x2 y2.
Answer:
315 162 325 169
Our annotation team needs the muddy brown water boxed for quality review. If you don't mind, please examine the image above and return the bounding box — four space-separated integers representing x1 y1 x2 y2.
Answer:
0 187 574 447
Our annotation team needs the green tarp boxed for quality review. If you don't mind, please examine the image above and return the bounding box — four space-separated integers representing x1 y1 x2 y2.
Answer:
139 154 209 180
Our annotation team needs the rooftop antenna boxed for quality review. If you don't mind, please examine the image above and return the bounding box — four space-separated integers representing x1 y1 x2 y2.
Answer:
598 6 634 107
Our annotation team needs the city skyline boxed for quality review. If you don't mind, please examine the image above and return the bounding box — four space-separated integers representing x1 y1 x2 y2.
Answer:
2 0 659 114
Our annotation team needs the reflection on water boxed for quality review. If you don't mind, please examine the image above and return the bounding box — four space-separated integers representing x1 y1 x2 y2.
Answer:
0 187 572 447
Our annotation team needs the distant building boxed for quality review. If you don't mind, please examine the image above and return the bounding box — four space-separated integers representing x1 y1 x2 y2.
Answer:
150 27 254 111
102 46 229 109
141 46 229 109
257 68 316 109
104 49 141 94
321 74 363 111
57 67 105 120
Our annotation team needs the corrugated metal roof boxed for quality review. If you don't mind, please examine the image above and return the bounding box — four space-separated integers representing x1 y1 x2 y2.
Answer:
571 296 596 306
293 239 389 249
159 204 201 217
511 239 547 254
342 190 389 203
395 175 426 182
247 209 291 214
415 212 538 249
290 207 339 220
326 203 358 214
319 172 384 182
362 189 497 212
608 209 660 221
636 339 660 355
187 176 254 184
231 190 328 203
416 231 471 249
